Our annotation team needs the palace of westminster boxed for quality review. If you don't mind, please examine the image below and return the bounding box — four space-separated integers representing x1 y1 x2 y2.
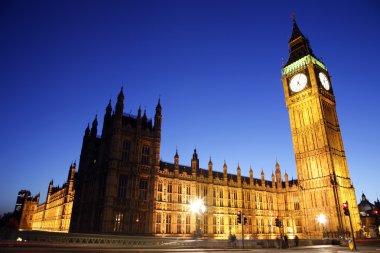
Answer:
15 20 361 239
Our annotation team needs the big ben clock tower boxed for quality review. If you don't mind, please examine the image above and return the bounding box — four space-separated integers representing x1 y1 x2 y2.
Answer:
282 18 360 237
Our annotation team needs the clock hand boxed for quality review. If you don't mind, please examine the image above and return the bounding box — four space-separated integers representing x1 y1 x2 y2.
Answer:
297 74 302 87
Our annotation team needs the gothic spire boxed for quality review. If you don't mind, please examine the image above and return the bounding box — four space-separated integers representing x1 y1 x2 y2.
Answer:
174 148 179 159
85 123 90 136
106 99 112 115
156 98 162 114
285 16 315 66
288 16 305 43
138 106 142 118
90 115 98 137
117 87 124 102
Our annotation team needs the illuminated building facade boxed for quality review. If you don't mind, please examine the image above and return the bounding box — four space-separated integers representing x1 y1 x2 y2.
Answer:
281 18 360 237
68 86 303 238
18 163 76 232
18 20 360 239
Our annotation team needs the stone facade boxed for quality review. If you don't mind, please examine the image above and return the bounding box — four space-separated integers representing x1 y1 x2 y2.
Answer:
154 157 302 239
281 18 361 237
17 20 361 239
18 163 76 232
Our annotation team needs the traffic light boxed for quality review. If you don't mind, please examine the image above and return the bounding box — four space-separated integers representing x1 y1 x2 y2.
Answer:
374 210 378 216
343 202 350 216
244 216 248 225
237 211 242 224
275 216 281 227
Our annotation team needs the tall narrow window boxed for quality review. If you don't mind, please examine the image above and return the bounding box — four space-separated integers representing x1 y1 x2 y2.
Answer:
178 184 182 203
177 214 182 233
156 213 161 233
166 214 171 233
186 185 190 204
220 216 224 234
118 175 127 198
293 194 300 210
284 194 288 210
213 216 217 234
139 178 148 200
186 214 190 234
203 187 208 197
203 215 208 234
122 140 131 161
113 212 123 232
141 145 150 165
158 182 162 201
168 183 172 203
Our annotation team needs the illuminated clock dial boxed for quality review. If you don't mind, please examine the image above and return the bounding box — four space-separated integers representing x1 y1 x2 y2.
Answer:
289 73 307 93
319 72 330 90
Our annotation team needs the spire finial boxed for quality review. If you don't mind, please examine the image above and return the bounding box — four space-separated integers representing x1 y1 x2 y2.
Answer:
292 13 296 23
117 86 124 102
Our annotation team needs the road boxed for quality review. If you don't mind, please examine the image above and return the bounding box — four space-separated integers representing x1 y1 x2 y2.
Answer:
0 242 379 253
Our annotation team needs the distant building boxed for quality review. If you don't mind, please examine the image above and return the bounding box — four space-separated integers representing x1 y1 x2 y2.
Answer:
358 193 379 238
18 163 76 232
14 190 32 222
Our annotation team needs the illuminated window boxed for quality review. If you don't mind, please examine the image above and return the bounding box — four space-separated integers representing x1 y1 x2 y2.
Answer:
203 187 208 197
213 216 216 234
186 185 190 204
186 214 190 234
158 182 162 201
168 183 172 202
113 212 123 232
122 140 130 161
284 194 288 210
158 182 162 191
178 184 182 203
141 145 150 165
294 194 300 210
177 214 182 233
156 213 161 233
220 216 224 234
203 215 208 234
166 214 171 233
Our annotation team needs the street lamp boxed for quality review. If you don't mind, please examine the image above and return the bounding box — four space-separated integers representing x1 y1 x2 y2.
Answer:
189 198 206 238
317 214 327 238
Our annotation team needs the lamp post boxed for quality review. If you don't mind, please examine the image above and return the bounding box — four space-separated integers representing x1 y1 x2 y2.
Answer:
317 214 327 239
190 198 206 238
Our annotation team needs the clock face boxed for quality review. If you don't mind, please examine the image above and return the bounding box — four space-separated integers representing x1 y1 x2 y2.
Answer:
289 73 307 93
319 72 330 90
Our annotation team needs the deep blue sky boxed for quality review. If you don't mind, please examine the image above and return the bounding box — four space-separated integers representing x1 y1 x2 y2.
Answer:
0 1 379 214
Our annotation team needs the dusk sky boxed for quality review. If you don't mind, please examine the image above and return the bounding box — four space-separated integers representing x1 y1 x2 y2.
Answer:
0 1 379 214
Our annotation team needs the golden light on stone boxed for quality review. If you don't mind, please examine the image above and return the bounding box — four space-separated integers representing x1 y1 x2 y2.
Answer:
317 214 327 226
189 198 206 214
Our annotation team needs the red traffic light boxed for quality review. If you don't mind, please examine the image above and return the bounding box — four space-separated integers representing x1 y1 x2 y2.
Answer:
343 201 350 216
275 215 281 227
237 211 242 224
374 210 379 215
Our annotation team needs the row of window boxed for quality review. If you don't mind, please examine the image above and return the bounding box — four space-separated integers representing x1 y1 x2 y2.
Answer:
153 213 302 235
118 176 148 200
155 182 300 210
121 140 150 165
